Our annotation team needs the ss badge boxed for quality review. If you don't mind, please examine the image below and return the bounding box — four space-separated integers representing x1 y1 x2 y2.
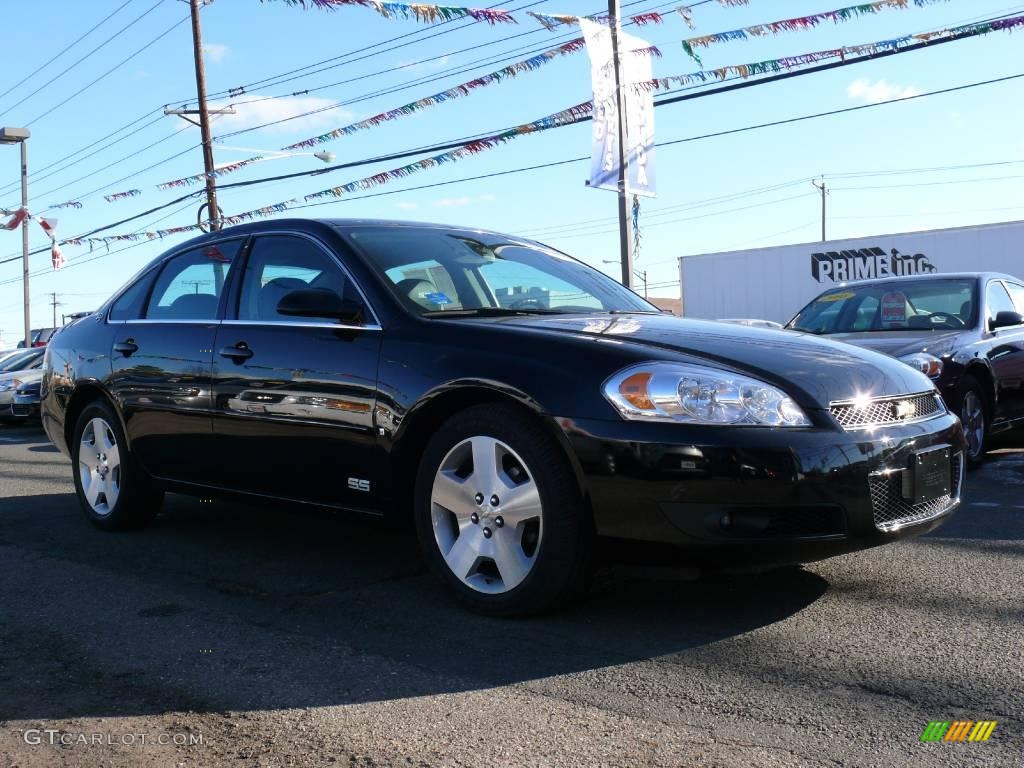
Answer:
347 477 371 493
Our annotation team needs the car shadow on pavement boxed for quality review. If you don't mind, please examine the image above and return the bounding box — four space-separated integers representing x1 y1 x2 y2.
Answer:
0 490 829 721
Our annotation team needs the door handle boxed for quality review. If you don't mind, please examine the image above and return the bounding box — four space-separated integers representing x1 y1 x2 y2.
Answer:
114 339 138 356
219 343 253 361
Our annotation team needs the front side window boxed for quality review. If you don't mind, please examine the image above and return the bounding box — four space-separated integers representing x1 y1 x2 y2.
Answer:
1000 282 1024 317
986 281 1017 327
788 279 976 333
344 227 654 316
145 241 242 321
238 235 364 323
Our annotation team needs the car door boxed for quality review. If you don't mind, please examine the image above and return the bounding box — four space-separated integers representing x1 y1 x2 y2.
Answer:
984 279 1024 428
108 238 245 484
211 232 383 510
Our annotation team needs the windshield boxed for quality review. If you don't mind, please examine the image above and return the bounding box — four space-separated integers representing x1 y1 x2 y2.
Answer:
341 227 655 316
788 279 977 334
0 350 41 372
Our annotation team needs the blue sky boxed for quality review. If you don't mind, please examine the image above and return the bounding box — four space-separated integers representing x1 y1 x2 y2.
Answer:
0 0 1022 342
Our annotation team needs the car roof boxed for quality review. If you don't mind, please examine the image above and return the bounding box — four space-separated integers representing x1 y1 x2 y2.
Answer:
165 218 542 255
833 272 1020 289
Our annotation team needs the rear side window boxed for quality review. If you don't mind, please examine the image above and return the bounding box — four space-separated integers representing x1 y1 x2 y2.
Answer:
145 241 242 320
109 269 158 321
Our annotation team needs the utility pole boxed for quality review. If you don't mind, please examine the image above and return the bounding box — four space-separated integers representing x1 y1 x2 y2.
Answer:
166 0 234 232
812 177 828 242
49 292 60 328
607 0 633 290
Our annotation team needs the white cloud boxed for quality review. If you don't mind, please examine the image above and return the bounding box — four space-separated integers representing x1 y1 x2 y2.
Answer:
398 54 450 73
208 94 353 136
395 201 418 210
431 194 497 208
847 78 920 104
432 197 474 208
205 43 230 64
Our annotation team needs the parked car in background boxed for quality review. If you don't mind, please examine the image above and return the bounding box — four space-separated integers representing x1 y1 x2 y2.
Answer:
16 327 58 348
42 219 964 615
12 377 42 420
787 272 1024 466
0 350 44 420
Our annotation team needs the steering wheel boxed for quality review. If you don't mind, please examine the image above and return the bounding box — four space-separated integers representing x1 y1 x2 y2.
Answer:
507 297 546 310
917 311 966 329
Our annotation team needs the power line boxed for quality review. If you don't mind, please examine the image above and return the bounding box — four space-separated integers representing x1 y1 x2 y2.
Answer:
21 12 191 128
4 34 1022 269
0 0 169 122
0 0 135 105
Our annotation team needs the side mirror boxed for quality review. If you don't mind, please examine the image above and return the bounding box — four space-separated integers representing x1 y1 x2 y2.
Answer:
990 310 1023 331
277 288 363 324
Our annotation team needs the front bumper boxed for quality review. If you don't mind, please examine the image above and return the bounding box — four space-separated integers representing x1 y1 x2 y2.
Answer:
556 411 965 566
12 390 41 418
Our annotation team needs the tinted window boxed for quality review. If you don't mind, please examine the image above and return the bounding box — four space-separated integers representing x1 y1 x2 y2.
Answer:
109 268 158 321
1004 282 1024 315
145 241 241 320
987 281 1017 326
345 227 654 315
238 235 363 323
789 279 976 333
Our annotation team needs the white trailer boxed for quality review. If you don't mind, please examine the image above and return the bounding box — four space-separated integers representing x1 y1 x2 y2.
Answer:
679 219 1024 324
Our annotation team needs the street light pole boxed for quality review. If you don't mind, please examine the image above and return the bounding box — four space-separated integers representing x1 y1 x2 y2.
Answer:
607 0 634 290
20 137 29 346
1 126 31 347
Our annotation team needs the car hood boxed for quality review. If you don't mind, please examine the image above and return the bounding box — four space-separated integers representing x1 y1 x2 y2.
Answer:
816 330 961 359
477 313 934 408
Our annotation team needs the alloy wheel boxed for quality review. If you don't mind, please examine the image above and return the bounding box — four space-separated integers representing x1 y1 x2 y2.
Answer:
961 391 985 460
430 435 543 594
78 417 121 516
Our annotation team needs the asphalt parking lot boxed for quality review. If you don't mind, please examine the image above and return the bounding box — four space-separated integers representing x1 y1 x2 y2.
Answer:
0 423 1021 768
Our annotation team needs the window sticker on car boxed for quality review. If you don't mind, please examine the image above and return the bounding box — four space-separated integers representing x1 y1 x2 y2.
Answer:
880 291 908 327
423 291 451 305
819 291 855 302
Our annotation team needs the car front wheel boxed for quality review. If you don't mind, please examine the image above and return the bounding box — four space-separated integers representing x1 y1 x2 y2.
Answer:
958 375 989 469
72 401 162 530
414 404 590 616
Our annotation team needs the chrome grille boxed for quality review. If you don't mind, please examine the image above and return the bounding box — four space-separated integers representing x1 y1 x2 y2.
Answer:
830 392 942 430
868 452 963 532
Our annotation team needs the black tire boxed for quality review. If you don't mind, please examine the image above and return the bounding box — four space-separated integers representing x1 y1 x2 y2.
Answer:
413 403 591 617
956 374 989 470
71 400 163 530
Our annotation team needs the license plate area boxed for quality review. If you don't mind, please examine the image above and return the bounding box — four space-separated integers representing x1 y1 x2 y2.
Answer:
902 445 951 504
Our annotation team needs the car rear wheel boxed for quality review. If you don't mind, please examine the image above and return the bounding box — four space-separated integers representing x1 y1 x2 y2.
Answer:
72 401 162 530
414 404 590 616
958 375 988 469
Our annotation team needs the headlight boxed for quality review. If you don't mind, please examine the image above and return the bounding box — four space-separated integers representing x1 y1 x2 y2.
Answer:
603 362 812 426
899 352 943 379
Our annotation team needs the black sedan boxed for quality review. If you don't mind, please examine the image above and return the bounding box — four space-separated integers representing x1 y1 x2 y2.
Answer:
42 219 965 615
788 273 1024 467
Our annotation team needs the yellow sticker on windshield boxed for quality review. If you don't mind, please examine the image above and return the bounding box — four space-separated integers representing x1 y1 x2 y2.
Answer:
818 291 854 302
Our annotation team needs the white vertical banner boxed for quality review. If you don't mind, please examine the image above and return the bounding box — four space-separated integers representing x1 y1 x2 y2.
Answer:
580 19 656 197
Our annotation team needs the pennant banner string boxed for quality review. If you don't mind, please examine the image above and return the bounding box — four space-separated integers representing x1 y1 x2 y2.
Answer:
44 11 1024 253
157 36 643 189
682 0 950 62
104 189 142 203
659 13 1024 88
261 0 517 24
